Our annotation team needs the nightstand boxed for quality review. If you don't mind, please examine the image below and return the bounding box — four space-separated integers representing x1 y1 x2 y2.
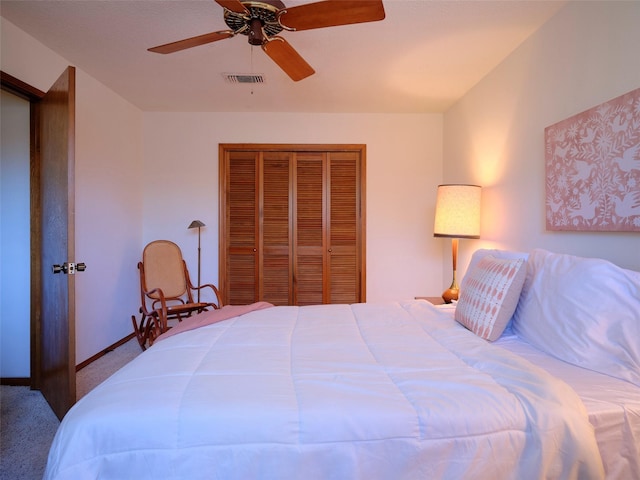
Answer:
415 296 446 306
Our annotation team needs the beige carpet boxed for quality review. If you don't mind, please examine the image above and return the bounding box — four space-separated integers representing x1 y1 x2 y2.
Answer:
0 337 141 479
0 385 59 480
76 337 142 399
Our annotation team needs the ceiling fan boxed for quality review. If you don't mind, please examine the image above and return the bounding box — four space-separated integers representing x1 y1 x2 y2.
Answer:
148 0 385 81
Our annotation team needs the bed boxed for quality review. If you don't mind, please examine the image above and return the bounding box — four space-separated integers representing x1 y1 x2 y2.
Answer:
44 249 640 480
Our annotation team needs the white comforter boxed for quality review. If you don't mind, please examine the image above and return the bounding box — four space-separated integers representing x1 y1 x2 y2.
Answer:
45 301 604 479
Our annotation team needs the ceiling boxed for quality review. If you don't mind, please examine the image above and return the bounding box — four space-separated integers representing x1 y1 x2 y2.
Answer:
0 0 565 113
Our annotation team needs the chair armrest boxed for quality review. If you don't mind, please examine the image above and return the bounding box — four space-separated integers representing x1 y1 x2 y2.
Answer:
192 283 222 308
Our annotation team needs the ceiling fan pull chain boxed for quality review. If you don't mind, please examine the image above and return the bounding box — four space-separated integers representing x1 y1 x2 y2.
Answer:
250 46 255 95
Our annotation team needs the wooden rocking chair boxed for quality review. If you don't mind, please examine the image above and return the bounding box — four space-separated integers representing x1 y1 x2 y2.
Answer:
131 240 221 350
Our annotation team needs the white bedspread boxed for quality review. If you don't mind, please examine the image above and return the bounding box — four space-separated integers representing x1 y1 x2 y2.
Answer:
45 301 604 479
495 333 640 479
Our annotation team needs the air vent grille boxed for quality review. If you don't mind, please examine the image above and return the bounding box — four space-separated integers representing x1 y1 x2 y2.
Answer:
224 74 266 84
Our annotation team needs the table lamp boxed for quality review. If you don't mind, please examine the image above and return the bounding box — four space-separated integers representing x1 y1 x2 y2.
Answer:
433 184 481 303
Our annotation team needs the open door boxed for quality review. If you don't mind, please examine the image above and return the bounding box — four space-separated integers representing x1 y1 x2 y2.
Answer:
39 67 76 420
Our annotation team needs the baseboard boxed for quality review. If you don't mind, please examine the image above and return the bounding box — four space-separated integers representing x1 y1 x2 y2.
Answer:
75 332 136 372
0 377 30 386
2 333 136 385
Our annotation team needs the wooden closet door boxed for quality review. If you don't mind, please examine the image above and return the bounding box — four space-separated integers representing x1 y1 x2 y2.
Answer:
327 152 361 304
294 151 361 304
225 151 258 305
294 152 325 305
223 150 294 306
261 152 292 305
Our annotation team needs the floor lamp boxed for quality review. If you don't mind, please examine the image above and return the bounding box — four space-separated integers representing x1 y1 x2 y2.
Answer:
433 185 481 303
188 220 205 303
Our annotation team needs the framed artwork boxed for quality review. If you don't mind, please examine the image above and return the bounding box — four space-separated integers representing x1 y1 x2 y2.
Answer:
545 87 640 232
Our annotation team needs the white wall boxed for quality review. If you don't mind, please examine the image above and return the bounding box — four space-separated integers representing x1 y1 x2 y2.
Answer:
0 90 31 377
142 112 445 302
443 1 640 280
74 71 144 362
0 18 68 94
1 17 144 365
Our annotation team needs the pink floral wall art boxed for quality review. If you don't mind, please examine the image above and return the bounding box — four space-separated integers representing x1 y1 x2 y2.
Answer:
545 87 640 232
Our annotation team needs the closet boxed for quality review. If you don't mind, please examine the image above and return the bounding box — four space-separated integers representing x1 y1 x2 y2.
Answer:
219 144 366 306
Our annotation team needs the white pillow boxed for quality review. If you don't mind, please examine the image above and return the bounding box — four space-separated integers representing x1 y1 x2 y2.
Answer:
513 249 640 387
455 255 527 341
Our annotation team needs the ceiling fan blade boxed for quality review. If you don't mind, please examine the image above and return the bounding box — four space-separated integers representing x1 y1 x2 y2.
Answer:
148 31 235 54
279 0 385 31
215 0 249 14
262 37 315 81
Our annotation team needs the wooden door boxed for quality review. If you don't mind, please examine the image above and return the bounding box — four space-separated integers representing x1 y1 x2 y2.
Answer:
39 67 76 420
261 152 293 305
294 152 325 305
222 150 294 306
294 151 362 305
326 151 362 304
224 150 259 305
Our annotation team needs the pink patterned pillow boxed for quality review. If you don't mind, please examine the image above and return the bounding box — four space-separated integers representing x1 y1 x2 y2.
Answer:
455 256 526 341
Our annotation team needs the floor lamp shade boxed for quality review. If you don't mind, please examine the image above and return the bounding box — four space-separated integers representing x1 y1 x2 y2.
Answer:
188 220 205 229
434 185 481 303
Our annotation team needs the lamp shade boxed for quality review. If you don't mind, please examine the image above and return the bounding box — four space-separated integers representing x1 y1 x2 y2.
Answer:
433 184 481 238
188 220 205 229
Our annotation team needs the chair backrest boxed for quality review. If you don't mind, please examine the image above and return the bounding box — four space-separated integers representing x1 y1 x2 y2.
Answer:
142 240 188 300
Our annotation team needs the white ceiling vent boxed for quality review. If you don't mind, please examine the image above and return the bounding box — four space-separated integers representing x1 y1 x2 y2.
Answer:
223 74 266 84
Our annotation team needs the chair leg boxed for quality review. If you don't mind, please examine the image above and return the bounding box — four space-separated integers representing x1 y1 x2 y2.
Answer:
131 314 148 351
131 310 163 351
147 314 166 347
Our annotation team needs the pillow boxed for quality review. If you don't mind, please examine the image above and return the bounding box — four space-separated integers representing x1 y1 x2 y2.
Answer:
466 248 528 275
455 255 527 341
513 249 640 387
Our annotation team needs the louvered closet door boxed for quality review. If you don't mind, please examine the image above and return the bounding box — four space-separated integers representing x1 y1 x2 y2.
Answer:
295 153 325 305
261 152 292 305
226 151 258 305
327 152 361 304
294 151 361 305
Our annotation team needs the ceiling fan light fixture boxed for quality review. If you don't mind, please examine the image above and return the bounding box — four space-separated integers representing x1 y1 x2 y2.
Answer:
248 17 265 45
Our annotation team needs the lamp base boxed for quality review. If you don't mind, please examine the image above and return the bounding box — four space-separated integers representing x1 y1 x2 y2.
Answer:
441 287 459 304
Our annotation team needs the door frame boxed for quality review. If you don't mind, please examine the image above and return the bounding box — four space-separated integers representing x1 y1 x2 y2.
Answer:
1 71 45 388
